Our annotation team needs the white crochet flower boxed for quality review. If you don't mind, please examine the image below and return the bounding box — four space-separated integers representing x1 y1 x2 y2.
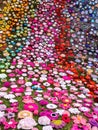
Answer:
43 125 53 130
79 107 90 112
0 92 7 97
69 108 80 114
9 78 16 81
4 94 15 99
9 99 18 103
0 111 5 118
55 109 65 116
17 117 37 129
0 73 7 79
43 82 50 87
34 97 43 101
38 116 50 125
40 77 47 81
46 104 57 109
25 82 32 87
78 94 86 99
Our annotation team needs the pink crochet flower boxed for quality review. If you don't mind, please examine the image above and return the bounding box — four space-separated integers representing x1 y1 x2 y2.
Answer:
11 87 24 93
11 102 19 107
53 92 61 97
23 98 35 104
3 82 11 87
3 119 17 129
23 95 32 99
6 107 18 113
72 115 87 125
43 92 51 99
62 76 72 80
49 97 58 104
59 103 70 109
24 103 38 112
71 124 91 130
8 73 15 78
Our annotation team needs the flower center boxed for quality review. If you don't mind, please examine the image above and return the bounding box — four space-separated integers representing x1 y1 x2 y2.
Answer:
52 113 56 117
8 121 13 125
29 105 33 108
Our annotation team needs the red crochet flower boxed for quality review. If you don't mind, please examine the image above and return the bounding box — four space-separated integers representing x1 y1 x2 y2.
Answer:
62 114 70 123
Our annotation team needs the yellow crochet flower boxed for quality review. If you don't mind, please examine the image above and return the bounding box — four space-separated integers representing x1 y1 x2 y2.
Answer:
52 120 62 125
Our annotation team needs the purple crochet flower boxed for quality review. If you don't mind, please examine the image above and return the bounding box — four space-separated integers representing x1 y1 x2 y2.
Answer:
39 110 59 120
89 118 98 127
39 100 48 106
93 107 98 114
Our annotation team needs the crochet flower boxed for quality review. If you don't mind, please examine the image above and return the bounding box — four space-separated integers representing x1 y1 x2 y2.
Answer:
69 108 80 114
6 107 18 113
0 117 6 124
59 103 70 109
17 117 37 129
9 99 18 103
42 125 53 130
49 97 58 104
71 124 91 130
38 116 50 125
62 114 70 123
3 119 17 129
0 104 6 111
89 118 98 127
22 98 35 104
62 98 71 104
6 112 15 119
51 120 66 129
39 100 48 106
18 110 33 118
0 111 5 118
4 94 15 99
23 95 32 100
93 107 98 114
0 73 7 79
0 92 7 97
53 92 61 97
72 115 87 125
3 82 11 87
49 112 59 120
24 103 38 112
11 87 24 93
79 107 90 112
46 103 57 109
0 87 8 91
40 110 58 120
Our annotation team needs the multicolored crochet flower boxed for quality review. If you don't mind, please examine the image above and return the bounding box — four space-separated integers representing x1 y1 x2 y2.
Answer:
18 110 33 119
51 120 66 129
